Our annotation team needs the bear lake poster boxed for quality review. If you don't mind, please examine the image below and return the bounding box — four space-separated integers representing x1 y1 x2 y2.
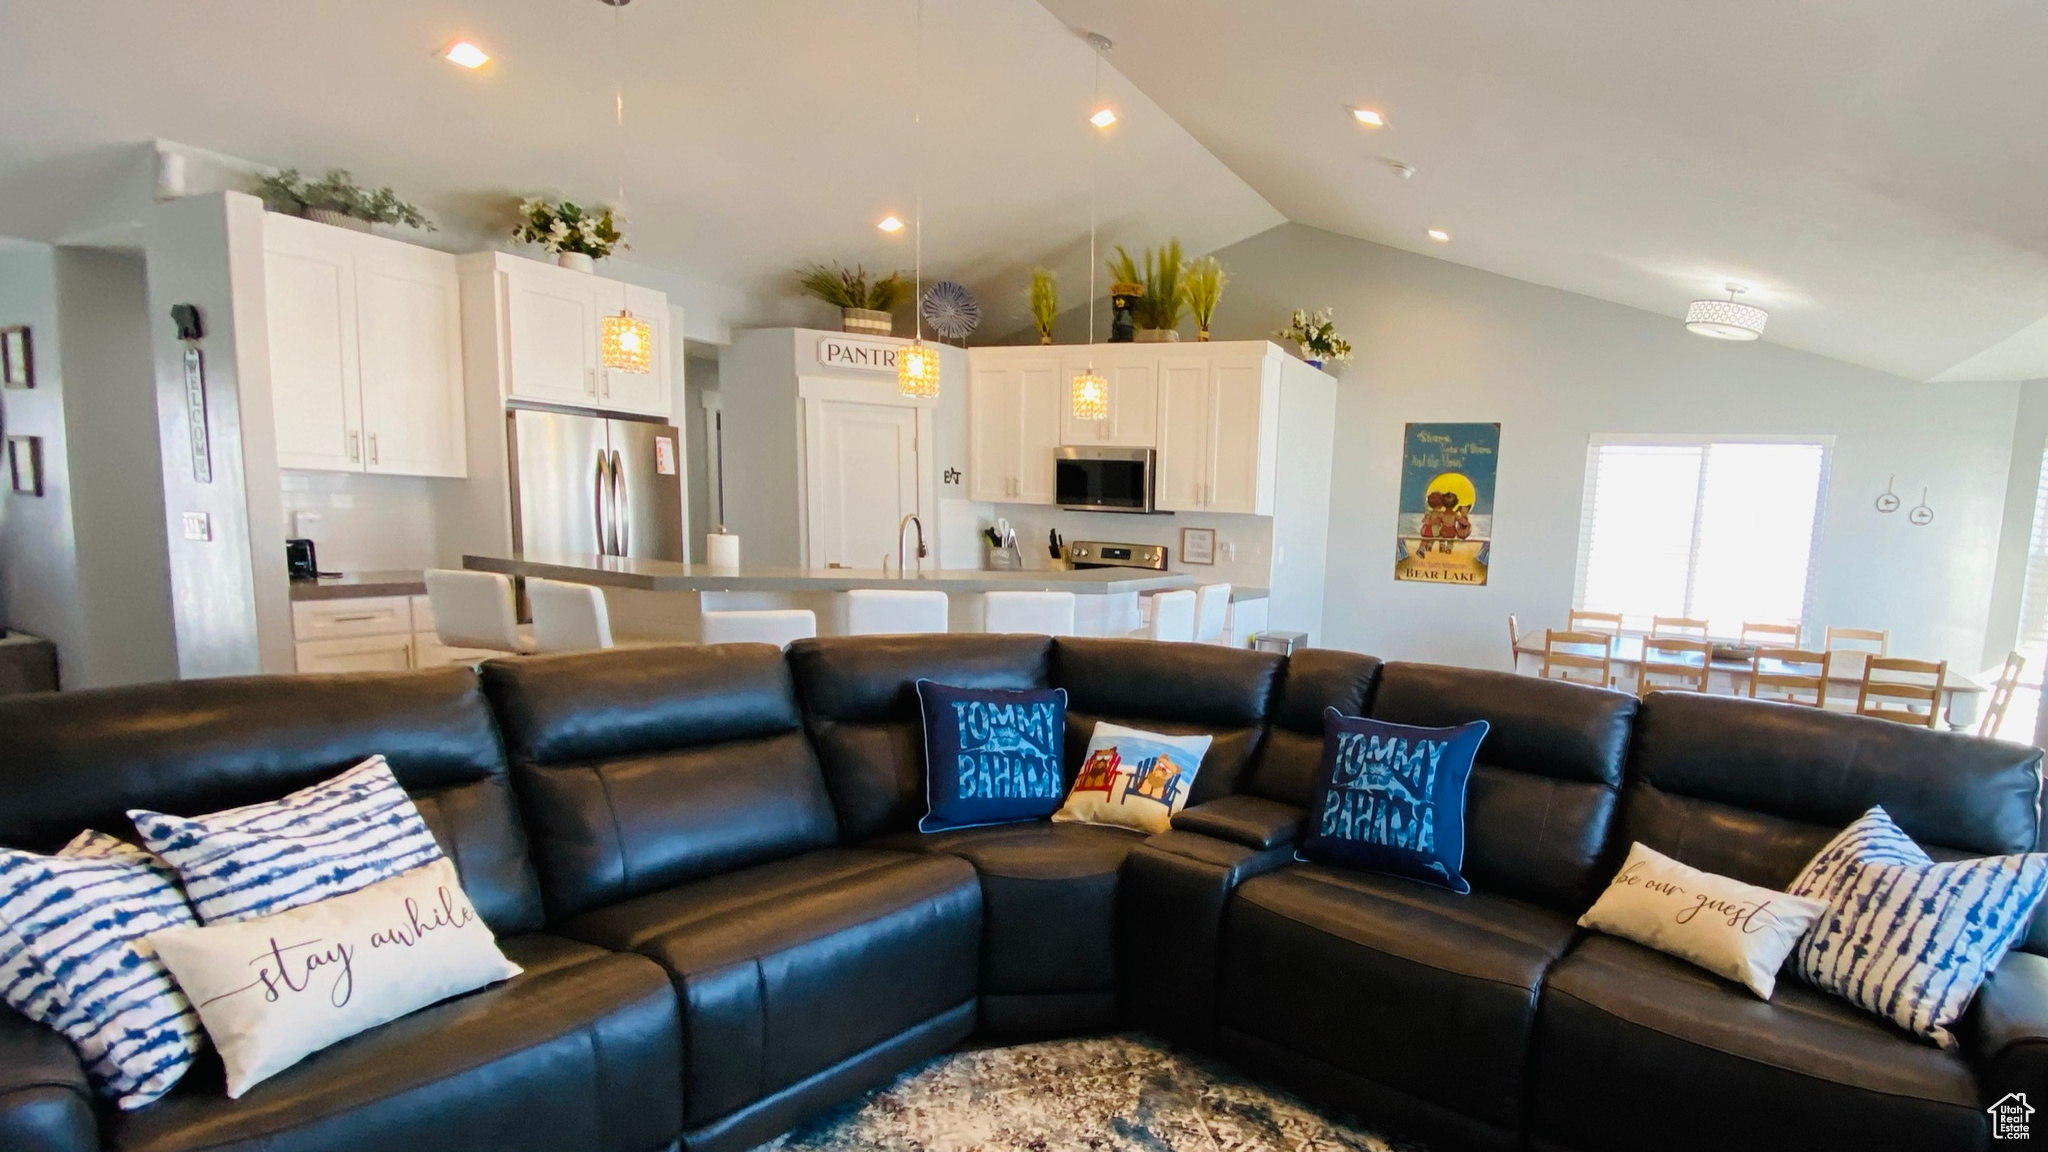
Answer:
1395 422 1499 585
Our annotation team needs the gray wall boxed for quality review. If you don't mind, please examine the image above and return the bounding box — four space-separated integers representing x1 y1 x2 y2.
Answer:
0 244 85 681
1192 223 2019 672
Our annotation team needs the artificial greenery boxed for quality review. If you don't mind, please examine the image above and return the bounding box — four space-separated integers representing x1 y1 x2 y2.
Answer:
258 168 432 230
1027 268 1059 342
1276 308 1354 363
512 198 625 259
1107 240 1188 331
1182 256 1229 337
797 264 906 311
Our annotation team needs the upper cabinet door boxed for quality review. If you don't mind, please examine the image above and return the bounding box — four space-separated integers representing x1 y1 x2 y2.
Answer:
1206 358 1271 514
1105 360 1159 448
505 268 599 406
967 362 1022 502
265 222 363 472
595 283 671 417
1154 359 1211 511
355 244 467 477
1013 361 1062 505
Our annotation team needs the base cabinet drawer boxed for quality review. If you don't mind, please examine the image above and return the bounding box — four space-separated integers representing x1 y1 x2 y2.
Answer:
292 596 414 641
412 636 502 669
294 635 415 673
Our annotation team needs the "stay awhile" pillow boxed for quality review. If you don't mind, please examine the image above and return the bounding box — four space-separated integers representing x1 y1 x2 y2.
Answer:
146 857 521 1097
1579 842 1826 999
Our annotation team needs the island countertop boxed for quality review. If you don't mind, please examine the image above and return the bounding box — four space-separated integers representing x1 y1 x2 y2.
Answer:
464 553 1199 595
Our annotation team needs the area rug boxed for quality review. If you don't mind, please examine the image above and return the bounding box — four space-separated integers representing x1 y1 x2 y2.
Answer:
757 1034 1417 1152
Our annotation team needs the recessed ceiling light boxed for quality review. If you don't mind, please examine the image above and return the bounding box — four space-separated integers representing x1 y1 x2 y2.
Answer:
441 40 492 70
877 215 905 233
1427 228 1451 243
1352 107 1386 127
1090 107 1118 128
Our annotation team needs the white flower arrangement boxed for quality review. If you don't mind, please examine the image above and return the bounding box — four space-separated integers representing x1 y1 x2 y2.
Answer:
512 198 624 259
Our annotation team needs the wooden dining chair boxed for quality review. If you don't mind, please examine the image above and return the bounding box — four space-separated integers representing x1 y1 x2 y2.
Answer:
1740 621 1802 650
1824 626 1890 681
1638 636 1711 696
1650 616 1710 640
1568 609 1624 640
1977 651 2027 738
1543 629 1615 688
1507 613 1523 671
1749 648 1831 708
1856 656 1948 729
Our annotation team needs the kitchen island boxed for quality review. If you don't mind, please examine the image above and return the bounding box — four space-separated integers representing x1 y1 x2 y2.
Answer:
464 553 1197 639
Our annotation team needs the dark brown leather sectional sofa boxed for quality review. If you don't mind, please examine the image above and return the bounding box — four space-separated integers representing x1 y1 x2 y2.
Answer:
0 636 2041 1152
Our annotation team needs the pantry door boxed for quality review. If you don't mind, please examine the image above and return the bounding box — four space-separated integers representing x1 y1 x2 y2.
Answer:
804 397 926 570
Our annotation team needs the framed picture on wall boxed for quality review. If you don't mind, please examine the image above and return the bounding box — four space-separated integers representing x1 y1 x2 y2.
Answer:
7 435 43 496
1 326 30 389
1181 527 1216 565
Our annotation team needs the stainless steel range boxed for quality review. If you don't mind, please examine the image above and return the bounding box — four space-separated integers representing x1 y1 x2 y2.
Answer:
1064 540 1168 571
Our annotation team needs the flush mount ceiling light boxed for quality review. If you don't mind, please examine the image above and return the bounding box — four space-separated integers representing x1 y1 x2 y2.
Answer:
440 40 492 69
1684 284 1768 341
1351 107 1385 127
1426 228 1451 243
898 0 941 399
877 215 905 233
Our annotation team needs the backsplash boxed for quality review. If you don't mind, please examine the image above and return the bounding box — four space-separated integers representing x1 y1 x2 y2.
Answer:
976 505 1277 592
280 471 441 573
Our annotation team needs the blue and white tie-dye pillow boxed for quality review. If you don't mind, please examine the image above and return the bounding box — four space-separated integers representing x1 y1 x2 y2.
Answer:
0 831 205 1108
130 755 444 925
916 680 1068 833
1789 805 2048 1048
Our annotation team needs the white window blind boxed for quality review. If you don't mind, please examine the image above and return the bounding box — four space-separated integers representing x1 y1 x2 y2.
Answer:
1574 439 1829 637
2012 443 2048 663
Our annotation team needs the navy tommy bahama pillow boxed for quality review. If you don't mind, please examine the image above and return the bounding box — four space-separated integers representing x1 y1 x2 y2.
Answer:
1296 708 1488 894
916 680 1068 833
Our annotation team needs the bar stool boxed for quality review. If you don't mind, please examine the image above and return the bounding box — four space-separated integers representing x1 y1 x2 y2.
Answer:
702 609 818 648
983 591 1076 636
845 589 950 635
424 569 533 654
1193 583 1233 645
1135 589 1197 642
527 578 617 653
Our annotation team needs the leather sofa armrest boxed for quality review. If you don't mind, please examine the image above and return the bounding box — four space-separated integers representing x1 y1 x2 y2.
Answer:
1117 829 1297 1048
1970 950 2048 1105
0 1010 96 1152
1170 795 1306 851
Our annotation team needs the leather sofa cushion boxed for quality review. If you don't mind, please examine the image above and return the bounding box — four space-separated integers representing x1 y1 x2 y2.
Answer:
1530 934 1986 1152
1055 639 1283 805
0 668 543 936
482 646 840 920
788 636 1056 842
871 822 1144 1012
0 1006 93 1152
1370 662 1634 912
1221 864 1576 1134
1241 649 1383 806
107 935 680 1152
1627 691 2048 953
557 848 980 1126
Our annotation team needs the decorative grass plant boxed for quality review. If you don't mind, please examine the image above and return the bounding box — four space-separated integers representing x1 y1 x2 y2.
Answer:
797 264 907 311
1027 268 1059 343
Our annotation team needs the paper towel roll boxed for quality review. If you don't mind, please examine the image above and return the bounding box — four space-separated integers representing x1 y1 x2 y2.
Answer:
706 533 741 570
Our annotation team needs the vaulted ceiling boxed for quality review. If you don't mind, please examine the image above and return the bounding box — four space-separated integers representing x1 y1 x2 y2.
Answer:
1 1 2044 380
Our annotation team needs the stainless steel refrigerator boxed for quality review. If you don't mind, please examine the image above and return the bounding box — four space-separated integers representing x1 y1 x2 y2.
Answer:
507 408 684 560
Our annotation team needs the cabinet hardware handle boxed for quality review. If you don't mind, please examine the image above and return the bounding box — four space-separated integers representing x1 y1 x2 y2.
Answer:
348 432 360 462
368 433 379 465
329 614 383 623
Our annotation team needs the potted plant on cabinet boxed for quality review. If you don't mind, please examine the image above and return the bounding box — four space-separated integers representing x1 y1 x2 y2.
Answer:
1027 268 1059 344
797 264 906 336
512 199 625 271
257 168 433 233
1182 256 1228 341
1108 240 1187 342
1276 307 1354 369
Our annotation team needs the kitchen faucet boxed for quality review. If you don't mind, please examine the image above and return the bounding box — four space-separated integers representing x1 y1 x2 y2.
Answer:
897 514 927 577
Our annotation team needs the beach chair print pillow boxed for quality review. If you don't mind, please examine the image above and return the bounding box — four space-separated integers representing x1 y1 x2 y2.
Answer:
1053 722 1212 836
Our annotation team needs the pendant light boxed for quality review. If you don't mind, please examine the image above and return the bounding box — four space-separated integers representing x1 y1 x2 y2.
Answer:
1684 283 1768 341
1071 32 1113 421
598 0 652 373
896 0 941 398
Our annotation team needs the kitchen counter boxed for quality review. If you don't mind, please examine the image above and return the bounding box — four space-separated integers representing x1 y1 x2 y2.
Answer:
288 570 429 601
463 553 1196 595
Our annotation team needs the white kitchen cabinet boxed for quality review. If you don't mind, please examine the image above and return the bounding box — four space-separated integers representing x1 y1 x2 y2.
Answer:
264 214 467 478
1154 348 1280 514
477 254 673 419
967 354 1061 504
293 634 416 673
1059 358 1158 448
291 593 498 672
592 281 671 417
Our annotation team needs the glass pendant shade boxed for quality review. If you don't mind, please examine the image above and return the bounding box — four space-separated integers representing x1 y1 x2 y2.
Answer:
897 341 941 398
1071 369 1107 420
601 311 653 372
1684 297 1768 341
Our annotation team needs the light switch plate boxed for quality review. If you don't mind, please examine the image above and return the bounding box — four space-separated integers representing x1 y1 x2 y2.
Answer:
181 511 211 542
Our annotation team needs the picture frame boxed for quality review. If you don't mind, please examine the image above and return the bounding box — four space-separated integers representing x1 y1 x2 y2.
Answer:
1181 527 1216 566
1 326 30 389
7 435 43 496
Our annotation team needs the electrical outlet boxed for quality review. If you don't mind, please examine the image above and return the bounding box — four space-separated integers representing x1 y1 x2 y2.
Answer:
181 511 211 542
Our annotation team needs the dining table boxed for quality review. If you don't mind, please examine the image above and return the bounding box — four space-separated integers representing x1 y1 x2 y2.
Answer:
1511 635 1986 729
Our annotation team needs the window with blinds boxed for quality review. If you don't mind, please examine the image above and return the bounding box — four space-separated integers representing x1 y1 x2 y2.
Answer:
2012 444 2048 668
1573 438 1830 637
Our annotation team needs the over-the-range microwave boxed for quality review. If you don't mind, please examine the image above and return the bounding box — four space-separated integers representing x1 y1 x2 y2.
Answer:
1054 446 1157 513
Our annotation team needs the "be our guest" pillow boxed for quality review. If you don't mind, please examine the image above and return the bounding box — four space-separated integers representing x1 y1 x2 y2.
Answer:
146 858 521 1097
1579 842 1826 999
